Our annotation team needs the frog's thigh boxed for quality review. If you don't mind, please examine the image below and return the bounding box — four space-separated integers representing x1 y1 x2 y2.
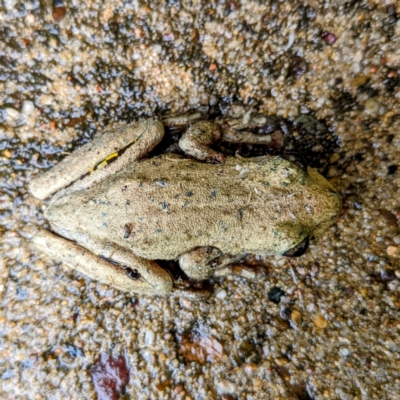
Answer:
29 118 164 200
32 230 173 295
179 247 222 280
179 121 225 163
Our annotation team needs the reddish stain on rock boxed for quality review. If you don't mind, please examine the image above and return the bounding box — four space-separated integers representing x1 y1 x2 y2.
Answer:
52 7 67 23
177 330 223 365
321 31 337 45
66 116 85 127
90 353 130 400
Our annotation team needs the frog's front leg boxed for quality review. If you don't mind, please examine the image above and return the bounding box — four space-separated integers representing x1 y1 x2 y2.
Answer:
29 118 164 200
32 230 173 295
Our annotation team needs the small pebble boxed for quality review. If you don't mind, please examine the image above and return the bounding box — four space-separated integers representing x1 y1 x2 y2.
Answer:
297 267 307 275
393 235 400 245
267 287 285 304
339 348 350 356
313 315 327 329
321 31 337 45
4 107 20 124
21 101 35 116
102 7 113 22
330 153 340 163
291 310 302 324
216 289 227 299
174 385 184 395
351 75 370 87
289 56 307 78
275 357 289 366
4 0 17 10
387 246 398 256
379 209 398 227
328 166 338 177
26 14 35 24
220 395 235 400
352 63 361 73
217 379 237 395
381 269 396 282
364 99 379 114
353 51 363 63
52 6 67 23
179 298 192 309
144 329 155 346
244 363 257 373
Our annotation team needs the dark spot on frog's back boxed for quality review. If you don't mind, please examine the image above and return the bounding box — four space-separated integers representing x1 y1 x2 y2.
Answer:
124 223 133 239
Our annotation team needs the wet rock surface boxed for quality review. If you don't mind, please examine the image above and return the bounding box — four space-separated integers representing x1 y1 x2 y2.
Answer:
1 1 400 399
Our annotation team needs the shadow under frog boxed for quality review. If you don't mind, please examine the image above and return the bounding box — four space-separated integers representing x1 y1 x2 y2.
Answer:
29 114 342 298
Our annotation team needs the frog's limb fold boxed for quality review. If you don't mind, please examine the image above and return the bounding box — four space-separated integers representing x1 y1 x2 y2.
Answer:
29 118 164 200
179 121 225 163
31 230 173 295
179 247 223 280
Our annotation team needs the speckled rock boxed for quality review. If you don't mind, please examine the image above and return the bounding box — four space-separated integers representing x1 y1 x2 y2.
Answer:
1 1 400 400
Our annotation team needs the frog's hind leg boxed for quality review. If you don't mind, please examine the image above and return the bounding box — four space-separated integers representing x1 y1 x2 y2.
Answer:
220 114 285 148
29 118 165 200
32 230 173 295
179 247 223 280
179 247 267 282
178 121 225 163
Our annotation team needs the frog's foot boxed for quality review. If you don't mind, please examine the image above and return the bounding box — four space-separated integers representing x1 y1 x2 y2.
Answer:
220 114 285 148
213 264 268 281
179 247 223 280
170 284 213 301
29 118 165 200
179 121 225 163
32 230 173 296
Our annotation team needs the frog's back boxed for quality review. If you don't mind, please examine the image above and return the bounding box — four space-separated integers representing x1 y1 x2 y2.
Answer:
48 154 337 259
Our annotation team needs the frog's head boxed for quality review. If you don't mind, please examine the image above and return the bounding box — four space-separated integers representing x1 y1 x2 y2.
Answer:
277 160 342 258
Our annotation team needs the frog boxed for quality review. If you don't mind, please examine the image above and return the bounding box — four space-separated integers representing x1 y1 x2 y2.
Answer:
29 113 342 298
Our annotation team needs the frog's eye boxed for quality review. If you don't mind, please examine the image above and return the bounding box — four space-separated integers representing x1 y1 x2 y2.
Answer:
282 153 307 172
125 267 141 280
283 236 309 257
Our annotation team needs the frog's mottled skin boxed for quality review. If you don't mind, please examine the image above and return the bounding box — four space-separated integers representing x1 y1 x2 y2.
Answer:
29 117 342 297
48 154 340 258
